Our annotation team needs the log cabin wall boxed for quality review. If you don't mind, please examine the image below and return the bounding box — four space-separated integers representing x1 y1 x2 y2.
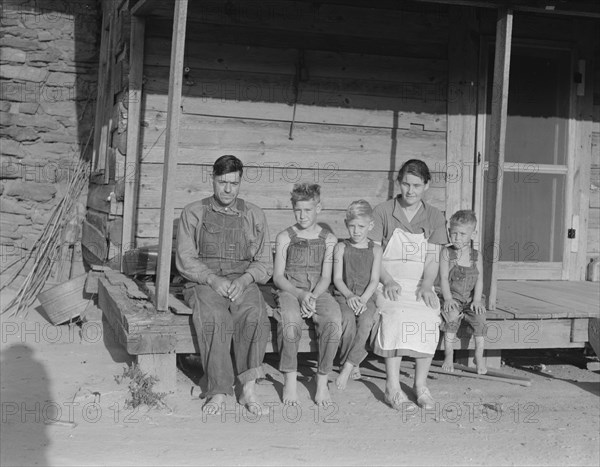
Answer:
135 0 451 246
99 1 598 280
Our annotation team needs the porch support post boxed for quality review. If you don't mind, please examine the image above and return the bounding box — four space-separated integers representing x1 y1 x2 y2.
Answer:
120 15 146 267
155 0 189 311
482 8 512 310
446 6 479 216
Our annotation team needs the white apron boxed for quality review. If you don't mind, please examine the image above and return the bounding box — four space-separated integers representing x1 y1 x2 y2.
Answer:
375 228 441 355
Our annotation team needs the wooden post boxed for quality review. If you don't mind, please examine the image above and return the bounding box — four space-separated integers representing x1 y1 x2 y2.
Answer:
136 353 177 394
120 15 146 268
92 8 109 171
482 8 512 310
568 24 594 280
155 0 189 311
102 13 117 184
446 6 479 216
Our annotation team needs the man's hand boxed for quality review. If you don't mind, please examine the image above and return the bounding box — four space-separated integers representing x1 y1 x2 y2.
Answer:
416 287 439 309
227 275 252 302
298 291 316 318
382 282 402 301
207 275 232 298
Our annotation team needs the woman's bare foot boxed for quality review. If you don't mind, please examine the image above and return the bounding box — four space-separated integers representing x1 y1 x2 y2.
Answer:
384 386 409 410
283 371 299 406
315 373 332 407
202 393 226 415
442 355 454 372
335 362 354 390
413 386 435 410
239 380 266 415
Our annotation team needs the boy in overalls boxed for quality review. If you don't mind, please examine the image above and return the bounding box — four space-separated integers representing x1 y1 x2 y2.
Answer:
273 183 342 407
438 210 487 374
176 155 272 415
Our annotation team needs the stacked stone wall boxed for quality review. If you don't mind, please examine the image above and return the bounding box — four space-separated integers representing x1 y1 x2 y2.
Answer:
0 0 100 287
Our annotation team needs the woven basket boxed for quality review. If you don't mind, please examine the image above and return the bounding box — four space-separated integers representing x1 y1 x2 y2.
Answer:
37 273 90 325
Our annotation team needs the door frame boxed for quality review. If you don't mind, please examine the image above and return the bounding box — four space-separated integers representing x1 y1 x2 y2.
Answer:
473 37 578 280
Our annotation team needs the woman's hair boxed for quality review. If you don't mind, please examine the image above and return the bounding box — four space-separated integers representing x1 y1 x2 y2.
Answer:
450 209 478 227
290 183 321 205
396 159 431 184
346 199 373 221
213 155 244 177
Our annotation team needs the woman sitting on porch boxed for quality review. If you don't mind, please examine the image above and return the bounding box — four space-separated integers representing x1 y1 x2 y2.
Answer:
370 159 448 410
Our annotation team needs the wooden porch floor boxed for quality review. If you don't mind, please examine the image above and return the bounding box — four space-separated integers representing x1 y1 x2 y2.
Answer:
96 273 599 391
493 280 599 320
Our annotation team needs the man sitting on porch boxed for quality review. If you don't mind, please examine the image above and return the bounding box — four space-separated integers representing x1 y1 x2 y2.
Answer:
176 155 272 415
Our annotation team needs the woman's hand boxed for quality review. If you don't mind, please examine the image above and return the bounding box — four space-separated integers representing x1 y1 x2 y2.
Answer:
416 287 439 309
382 282 402 301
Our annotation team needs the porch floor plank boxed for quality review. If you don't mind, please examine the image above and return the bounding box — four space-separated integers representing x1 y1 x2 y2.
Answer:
496 280 599 319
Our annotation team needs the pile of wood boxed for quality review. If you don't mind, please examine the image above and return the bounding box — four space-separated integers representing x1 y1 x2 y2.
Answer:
1 159 90 318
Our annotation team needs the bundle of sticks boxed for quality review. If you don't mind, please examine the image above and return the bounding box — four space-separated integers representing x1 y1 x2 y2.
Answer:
1 158 90 318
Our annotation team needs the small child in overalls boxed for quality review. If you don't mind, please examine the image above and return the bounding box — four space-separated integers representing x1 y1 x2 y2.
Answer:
273 183 342 407
438 210 487 374
333 200 382 390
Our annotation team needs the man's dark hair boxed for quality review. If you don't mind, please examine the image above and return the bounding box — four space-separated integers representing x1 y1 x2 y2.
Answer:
213 155 243 177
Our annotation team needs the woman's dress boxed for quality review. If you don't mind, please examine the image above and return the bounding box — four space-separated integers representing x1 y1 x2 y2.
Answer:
374 221 442 358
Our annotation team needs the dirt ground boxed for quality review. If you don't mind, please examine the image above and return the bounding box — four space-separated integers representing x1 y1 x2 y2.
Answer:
1 289 599 467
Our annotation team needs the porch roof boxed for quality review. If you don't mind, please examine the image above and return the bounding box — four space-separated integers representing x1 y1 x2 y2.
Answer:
130 0 600 20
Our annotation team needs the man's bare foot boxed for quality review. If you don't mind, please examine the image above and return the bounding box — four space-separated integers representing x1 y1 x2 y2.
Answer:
350 366 362 380
282 371 299 406
442 355 454 372
202 393 226 415
238 380 267 415
335 362 354 390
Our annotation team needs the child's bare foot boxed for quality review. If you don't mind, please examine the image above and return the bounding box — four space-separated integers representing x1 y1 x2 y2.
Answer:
442 355 454 372
443 333 456 372
315 373 332 407
335 362 354 390
282 371 299 406
350 366 362 380
474 337 487 374
474 356 487 375
239 380 266 415
202 393 226 415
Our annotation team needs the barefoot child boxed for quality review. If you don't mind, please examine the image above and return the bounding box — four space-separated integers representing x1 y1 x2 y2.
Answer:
439 210 487 374
333 200 382 390
273 183 342 407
